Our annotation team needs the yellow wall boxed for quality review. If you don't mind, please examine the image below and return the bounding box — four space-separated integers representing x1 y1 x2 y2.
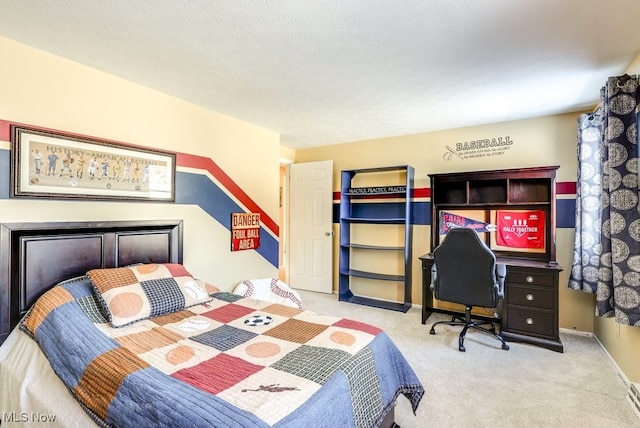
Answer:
296 54 640 384
0 36 280 288
297 107 640 383
595 318 640 383
296 114 618 360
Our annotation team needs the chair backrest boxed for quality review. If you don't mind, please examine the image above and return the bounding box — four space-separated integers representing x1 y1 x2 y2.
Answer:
432 227 498 307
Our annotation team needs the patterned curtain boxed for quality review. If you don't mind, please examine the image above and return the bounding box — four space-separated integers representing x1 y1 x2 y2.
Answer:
568 74 640 327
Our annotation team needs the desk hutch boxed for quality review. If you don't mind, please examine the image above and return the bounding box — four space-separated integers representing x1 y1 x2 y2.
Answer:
419 165 563 352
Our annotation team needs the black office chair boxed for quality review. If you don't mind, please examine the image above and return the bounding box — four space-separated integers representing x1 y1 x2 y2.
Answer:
429 227 509 352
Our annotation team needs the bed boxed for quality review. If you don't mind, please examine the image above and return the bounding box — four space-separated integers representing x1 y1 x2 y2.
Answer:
0 220 424 428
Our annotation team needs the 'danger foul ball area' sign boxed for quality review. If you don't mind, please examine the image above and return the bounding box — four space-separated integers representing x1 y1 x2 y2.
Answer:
231 212 261 251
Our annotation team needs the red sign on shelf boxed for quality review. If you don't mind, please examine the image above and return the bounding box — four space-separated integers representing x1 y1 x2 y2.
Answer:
231 212 261 251
496 210 545 249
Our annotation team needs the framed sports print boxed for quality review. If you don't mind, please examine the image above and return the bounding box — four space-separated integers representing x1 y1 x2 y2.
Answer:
10 125 176 202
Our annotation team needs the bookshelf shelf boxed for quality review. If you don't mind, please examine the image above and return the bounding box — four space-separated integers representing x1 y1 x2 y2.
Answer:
339 165 414 312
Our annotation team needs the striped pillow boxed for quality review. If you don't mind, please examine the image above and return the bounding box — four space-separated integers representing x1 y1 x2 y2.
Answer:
88 263 215 328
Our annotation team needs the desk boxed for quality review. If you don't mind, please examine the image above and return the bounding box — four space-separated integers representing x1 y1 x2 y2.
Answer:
419 253 564 352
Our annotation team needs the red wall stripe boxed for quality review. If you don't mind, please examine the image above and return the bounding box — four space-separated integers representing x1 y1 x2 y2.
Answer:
557 181 576 195
0 119 279 236
414 188 430 198
0 120 10 141
177 152 278 235
333 187 431 201
0 120 577 224
333 182 576 201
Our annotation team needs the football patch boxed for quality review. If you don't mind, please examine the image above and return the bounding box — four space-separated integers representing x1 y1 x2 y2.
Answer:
244 315 273 326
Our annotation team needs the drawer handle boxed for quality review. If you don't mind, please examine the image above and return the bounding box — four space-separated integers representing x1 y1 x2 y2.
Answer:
526 317 534 325
526 276 534 283
526 293 534 301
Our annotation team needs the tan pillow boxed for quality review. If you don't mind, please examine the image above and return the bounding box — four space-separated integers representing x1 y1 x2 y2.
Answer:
87 263 213 328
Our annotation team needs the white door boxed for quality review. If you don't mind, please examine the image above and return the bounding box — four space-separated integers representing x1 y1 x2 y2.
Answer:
288 160 333 293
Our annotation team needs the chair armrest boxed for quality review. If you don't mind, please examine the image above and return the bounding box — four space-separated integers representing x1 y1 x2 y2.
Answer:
495 263 506 298
430 265 437 291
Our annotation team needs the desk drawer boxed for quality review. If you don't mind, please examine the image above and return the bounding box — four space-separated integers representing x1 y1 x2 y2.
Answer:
506 284 554 309
507 270 555 287
505 306 555 338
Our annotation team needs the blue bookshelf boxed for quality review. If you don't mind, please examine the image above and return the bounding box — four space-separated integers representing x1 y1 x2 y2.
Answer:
338 165 414 312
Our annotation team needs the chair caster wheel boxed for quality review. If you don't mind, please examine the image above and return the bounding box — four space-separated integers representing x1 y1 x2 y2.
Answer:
458 345 465 352
502 343 510 350
429 328 435 335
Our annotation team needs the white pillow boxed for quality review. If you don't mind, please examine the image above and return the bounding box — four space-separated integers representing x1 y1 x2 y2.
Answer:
233 278 303 309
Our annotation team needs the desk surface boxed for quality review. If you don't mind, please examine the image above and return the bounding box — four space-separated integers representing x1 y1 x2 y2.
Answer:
418 253 563 271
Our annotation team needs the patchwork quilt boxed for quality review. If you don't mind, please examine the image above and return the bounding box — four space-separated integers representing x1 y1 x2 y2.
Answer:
21 276 424 428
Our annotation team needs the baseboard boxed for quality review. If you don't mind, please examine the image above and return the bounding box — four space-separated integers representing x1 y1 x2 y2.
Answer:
592 333 636 422
559 327 593 337
338 292 423 310
591 334 630 386
565 329 638 419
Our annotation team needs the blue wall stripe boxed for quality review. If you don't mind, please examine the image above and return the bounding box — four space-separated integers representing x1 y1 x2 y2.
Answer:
0 150 9 199
332 201 430 225
0 149 577 261
175 171 278 267
557 199 576 229
333 199 576 229
0 150 279 268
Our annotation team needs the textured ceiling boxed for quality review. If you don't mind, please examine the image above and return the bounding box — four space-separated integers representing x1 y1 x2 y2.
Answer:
1 1 640 149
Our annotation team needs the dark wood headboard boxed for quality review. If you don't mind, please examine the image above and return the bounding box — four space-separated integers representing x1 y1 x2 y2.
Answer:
0 220 183 344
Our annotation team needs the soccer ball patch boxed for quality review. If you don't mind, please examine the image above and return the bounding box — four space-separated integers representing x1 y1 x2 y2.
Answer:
244 315 273 326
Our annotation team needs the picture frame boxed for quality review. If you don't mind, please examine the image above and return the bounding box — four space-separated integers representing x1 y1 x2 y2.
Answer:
10 125 176 202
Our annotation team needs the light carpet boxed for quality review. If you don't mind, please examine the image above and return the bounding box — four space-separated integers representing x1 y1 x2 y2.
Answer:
297 289 640 428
